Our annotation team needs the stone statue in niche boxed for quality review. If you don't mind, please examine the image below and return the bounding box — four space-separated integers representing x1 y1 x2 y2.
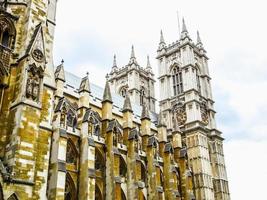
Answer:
60 108 67 128
26 73 40 101
26 64 43 102
200 101 209 125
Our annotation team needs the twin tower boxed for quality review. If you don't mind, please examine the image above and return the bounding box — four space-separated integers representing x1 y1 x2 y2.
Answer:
0 0 230 199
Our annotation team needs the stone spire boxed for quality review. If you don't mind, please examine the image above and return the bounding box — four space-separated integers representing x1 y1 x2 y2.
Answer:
102 79 113 103
158 30 166 51
141 104 150 120
131 45 135 58
160 30 165 44
196 31 204 50
146 55 152 71
182 18 188 33
79 72 91 93
197 31 202 44
129 45 138 65
122 91 133 113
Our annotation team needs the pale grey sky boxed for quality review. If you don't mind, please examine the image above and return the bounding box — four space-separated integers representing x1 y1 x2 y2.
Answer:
54 0 267 199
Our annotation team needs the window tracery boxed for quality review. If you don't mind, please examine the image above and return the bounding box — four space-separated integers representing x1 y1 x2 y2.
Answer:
0 17 16 49
64 173 77 200
172 65 183 96
66 139 78 165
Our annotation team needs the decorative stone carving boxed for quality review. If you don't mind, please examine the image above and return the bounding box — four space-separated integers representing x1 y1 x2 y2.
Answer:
200 101 209 125
32 48 44 63
172 101 187 127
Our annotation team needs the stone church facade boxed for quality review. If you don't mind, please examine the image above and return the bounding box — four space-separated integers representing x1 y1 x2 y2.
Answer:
0 0 230 200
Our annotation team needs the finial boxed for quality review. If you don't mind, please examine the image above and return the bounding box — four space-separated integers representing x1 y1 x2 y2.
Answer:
61 59 64 64
182 18 188 33
105 73 109 80
131 45 135 58
86 71 89 76
160 30 165 44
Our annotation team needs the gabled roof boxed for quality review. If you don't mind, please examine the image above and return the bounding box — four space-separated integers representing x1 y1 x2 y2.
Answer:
128 128 139 140
107 119 123 133
55 97 77 113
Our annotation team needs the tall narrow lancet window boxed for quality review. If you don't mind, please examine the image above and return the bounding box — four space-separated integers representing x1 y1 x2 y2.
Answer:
1 30 9 47
172 66 183 96
196 67 201 94
140 87 145 106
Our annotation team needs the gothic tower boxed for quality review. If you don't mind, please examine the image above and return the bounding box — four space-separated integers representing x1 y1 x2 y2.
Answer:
157 19 230 199
0 0 58 199
108 46 156 112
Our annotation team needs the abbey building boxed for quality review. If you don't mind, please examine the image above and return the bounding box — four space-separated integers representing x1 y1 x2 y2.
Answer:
0 0 230 199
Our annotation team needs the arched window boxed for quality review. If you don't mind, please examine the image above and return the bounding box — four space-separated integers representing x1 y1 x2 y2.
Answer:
66 139 78 166
196 68 201 93
120 87 127 98
172 66 183 96
140 87 145 106
1 30 9 47
64 173 77 200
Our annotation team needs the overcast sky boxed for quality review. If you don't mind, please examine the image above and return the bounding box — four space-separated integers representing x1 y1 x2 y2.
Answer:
53 0 267 199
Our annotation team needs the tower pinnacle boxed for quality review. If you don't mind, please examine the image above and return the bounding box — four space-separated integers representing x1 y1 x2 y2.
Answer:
129 45 138 65
130 45 135 58
158 30 166 51
160 30 165 44
180 18 191 40
182 18 188 33
196 31 205 50
111 54 118 72
197 31 202 44
146 55 152 71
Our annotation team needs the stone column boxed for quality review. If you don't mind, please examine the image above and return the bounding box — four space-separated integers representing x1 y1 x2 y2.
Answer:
79 119 96 199
48 112 68 199
147 136 158 200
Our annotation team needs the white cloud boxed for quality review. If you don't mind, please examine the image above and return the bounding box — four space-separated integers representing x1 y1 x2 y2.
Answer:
224 140 267 200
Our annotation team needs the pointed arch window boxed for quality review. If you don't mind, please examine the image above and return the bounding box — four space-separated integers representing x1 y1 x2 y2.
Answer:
195 66 201 94
1 30 9 47
66 139 78 166
172 66 183 96
120 87 127 98
0 18 16 49
140 87 145 106
64 173 77 200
